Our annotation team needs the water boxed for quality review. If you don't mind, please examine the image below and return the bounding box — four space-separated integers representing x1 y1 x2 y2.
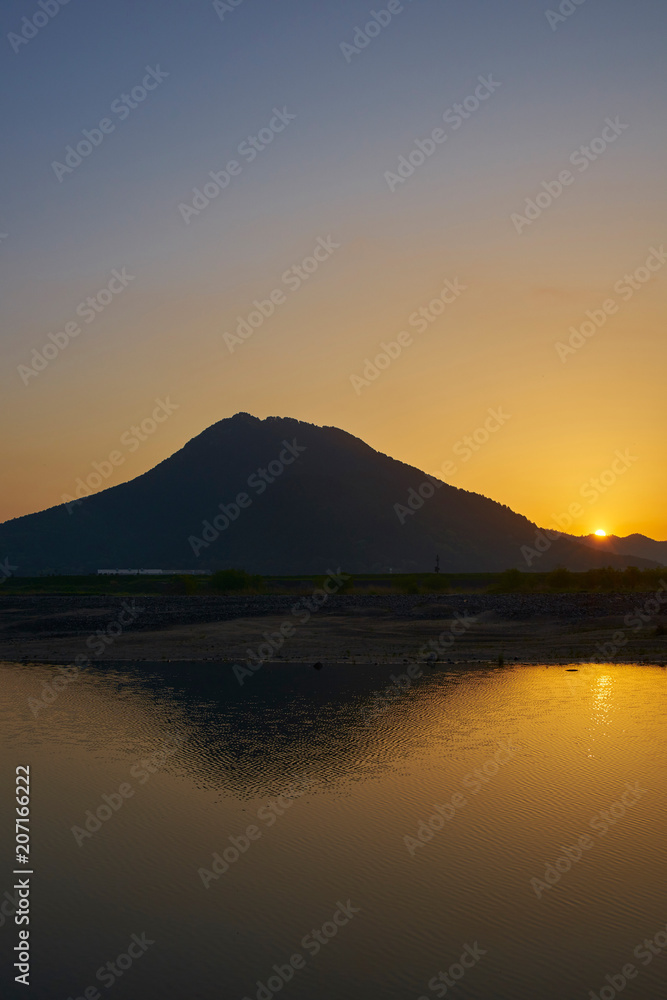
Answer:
1 660 666 1000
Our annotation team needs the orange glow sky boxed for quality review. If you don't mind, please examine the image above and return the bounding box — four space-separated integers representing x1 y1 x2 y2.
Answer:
2 0 666 539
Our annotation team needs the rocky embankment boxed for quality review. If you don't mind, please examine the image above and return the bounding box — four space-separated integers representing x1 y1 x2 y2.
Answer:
1 592 666 665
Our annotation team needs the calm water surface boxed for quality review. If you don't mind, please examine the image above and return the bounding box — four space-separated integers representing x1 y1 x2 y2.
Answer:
1 661 666 999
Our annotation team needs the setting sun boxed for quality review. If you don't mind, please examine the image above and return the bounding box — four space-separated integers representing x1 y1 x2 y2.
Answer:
595 529 607 537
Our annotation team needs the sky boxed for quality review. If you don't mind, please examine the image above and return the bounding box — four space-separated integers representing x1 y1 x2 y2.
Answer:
1 0 666 539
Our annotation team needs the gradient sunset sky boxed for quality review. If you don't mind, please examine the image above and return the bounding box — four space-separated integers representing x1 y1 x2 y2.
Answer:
2 0 666 538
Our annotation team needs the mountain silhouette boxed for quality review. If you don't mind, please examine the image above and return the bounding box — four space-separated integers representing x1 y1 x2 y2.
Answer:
0 413 660 574
570 533 666 567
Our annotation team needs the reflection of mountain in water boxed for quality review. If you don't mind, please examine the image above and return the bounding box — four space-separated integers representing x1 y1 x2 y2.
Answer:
74 661 493 797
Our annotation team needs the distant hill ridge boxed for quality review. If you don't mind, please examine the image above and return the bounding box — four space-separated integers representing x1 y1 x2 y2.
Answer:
0 413 661 574
568 532 667 567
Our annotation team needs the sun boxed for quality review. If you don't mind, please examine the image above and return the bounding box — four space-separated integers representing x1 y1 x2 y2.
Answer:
594 529 607 537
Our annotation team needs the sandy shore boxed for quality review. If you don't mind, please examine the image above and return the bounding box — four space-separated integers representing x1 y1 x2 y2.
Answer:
1 593 666 665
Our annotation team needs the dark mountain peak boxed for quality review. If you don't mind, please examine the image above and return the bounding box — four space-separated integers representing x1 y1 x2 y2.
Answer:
0 414 660 574
227 410 261 425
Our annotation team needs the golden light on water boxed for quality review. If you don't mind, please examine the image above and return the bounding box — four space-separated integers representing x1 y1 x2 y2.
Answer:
593 673 614 715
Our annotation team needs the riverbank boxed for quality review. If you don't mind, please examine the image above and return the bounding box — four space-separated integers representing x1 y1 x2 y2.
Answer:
1 593 666 665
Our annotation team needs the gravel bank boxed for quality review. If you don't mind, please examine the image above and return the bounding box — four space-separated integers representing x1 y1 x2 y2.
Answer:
1 593 666 665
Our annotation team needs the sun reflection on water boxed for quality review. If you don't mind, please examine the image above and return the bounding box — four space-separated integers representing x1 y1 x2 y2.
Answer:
593 672 613 724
